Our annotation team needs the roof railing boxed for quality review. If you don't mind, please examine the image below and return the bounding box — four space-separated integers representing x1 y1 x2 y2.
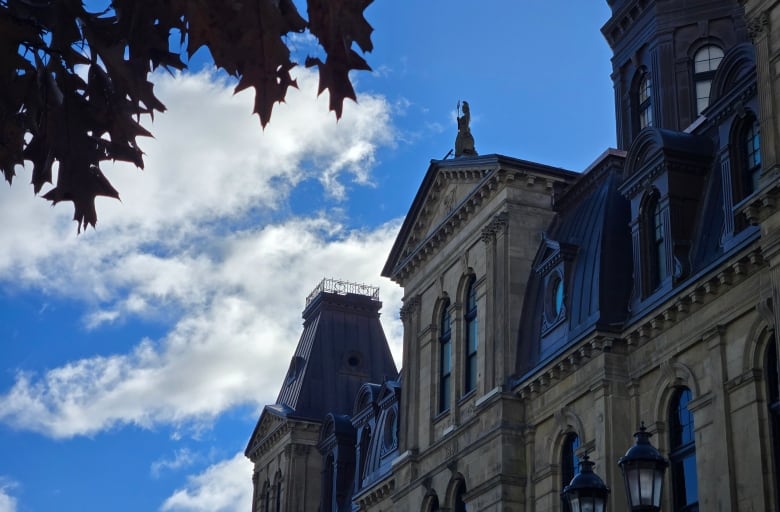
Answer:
305 278 380 306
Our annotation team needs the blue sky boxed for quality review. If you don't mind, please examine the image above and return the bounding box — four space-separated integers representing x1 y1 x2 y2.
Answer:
0 2 614 511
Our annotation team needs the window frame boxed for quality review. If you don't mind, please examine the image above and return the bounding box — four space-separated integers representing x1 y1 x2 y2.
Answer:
439 299 452 413
464 277 478 395
669 387 699 512
635 70 653 133
640 189 667 296
766 338 780 507
561 433 581 512
692 45 724 115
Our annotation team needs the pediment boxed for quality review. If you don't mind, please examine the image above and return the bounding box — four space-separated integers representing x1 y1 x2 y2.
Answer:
382 154 581 283
397 163 490 263
244 406 290 459
533 236 579 275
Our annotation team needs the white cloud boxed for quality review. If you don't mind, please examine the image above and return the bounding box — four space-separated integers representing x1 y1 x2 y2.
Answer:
151 448 199 478
161 452 252 512
0 216 403 438
0 478 18 512
0 67 404 439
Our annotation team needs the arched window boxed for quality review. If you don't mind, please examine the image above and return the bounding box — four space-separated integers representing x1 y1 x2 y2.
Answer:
653 199 666 285
669 387 698 511
322 455 334 512
693 45 724 114
744 116 761 195
641 191 666 295
730 113 761 233
464 278 478 395
561 433 581 512
439 300 452 413
453 480 467 512
358 426 371 488
765 338 780 502
636 71 653 132
275 476 282 512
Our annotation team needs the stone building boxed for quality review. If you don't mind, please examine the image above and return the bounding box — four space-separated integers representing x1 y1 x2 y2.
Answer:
247 0 780 510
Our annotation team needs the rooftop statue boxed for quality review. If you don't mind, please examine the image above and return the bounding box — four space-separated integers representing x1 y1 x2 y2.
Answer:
455 100 478 157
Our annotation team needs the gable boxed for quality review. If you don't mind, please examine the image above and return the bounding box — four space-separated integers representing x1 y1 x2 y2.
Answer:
244 406 289 460
382 154 580 284
409 169 488 250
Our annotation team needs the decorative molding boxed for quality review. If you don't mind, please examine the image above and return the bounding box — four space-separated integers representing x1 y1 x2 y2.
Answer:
624 247 765 349
747 11 769 42
480 211 509 243
354 477 396 508
391 166 569 284
725 368 762 393
515 334 619 400
399 295 421 321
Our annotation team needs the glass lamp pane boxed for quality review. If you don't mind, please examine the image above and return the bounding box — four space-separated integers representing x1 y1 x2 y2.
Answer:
653 469 664 507
628 469 642 506
581 498 595 512
639 467 654 505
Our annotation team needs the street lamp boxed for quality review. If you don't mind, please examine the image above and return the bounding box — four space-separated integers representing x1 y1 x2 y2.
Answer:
561 454 611 512
618 423 669 512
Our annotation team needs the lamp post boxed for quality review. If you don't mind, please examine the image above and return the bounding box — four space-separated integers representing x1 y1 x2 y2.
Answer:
618 423 669 512
561 454 611 512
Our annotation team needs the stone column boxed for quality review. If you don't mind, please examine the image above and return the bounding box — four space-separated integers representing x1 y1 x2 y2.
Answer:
481 211 509 390
748 9 779 179
400 295 421 452
701 326 737 510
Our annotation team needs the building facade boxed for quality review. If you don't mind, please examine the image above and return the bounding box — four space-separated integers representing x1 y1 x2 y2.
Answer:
248 1 780 510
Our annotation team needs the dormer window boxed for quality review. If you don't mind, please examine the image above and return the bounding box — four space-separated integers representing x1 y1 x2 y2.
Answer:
640 189 667 295
744 116 761 194
727 112 761 235
653 199 666 285
534 238 577 337
693 45 724 115
545 271 565 326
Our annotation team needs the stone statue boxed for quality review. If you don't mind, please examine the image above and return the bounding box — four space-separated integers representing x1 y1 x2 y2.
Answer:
455 100 477 157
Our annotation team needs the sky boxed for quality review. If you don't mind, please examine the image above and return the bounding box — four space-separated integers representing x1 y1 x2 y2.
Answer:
0 2 615 511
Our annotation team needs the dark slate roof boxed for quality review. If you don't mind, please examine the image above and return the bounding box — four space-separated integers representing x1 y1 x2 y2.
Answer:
274 285 398 422
516 150 631 375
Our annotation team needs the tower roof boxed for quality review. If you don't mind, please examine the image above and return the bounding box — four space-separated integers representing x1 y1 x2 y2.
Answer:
274 278 398 421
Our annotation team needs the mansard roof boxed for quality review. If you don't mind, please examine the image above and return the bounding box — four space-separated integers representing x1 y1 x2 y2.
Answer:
382 154 578 283
622 127 714 187
274 281 398 421
710 42 756 104
517 150 631 374
245 280 398 460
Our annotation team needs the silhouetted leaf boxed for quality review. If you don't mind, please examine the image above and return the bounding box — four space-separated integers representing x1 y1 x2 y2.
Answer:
0 0 375 230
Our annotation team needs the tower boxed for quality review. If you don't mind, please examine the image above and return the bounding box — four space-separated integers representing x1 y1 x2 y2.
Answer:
602 0 748 148
244 279 397 512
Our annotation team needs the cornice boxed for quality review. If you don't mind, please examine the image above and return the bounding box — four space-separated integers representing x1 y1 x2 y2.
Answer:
601 0 653 48
622 246 765 348
354 476 395 508
741 175 780 225
514 333 619 401
246 417 320 460
709 81 759 125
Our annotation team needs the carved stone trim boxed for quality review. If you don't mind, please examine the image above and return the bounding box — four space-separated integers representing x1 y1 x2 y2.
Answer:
399 295 421 321
480 211 509 243
747 11 769 42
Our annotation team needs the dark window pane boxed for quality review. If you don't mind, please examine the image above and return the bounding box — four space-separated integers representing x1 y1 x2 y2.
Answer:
670 387 698 511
